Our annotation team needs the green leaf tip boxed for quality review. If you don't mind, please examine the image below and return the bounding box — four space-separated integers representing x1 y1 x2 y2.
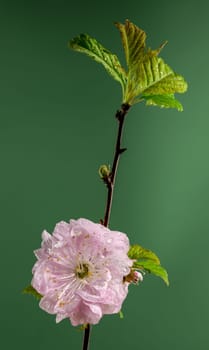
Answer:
129 244 169 286
119 310 124 319
69 20 187 111
134 260 169 286
23 285 43 300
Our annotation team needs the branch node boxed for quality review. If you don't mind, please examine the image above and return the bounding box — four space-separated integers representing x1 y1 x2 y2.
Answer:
116 109 122 120
103 104 131 227
119 148 127 154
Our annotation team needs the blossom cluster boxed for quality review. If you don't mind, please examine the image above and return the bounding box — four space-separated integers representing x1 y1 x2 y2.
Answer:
32 218 141 326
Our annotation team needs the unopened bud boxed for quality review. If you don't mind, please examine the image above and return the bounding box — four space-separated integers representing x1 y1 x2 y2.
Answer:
124 269 143 284
98 164 111 179
132 270 143 284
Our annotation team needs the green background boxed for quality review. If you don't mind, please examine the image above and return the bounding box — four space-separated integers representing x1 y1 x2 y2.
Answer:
1 0 209 349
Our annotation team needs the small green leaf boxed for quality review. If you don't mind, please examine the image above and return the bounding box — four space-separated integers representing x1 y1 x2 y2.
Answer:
23 285 42 300
142 94 183 111
128 244 160 264
133 260 169 286
69 33 127 96
119 310 124 319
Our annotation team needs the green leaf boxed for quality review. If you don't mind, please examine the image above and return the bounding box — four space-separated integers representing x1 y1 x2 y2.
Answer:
23 285 42 300
115 20 188 106
69 33 127 96
69 20 187 109
115 20 146 69
128 244 160 264
133 260 169 286
128 245 169 285
142 94 183 111
143 72 188 95
125 55 187 104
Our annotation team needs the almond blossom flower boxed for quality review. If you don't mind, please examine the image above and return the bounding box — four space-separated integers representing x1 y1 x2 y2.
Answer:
32 218 133 326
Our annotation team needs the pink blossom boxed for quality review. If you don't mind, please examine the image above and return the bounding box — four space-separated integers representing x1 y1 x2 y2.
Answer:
32 218 133 326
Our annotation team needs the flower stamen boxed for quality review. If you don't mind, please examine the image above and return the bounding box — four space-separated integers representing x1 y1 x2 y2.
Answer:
75 263 90 279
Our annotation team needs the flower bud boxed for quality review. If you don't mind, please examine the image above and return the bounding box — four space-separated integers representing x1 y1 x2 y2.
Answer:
124 269 143 284
132 270 143 284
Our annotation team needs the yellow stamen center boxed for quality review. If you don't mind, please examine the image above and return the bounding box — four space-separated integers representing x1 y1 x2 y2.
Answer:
76 263 89 279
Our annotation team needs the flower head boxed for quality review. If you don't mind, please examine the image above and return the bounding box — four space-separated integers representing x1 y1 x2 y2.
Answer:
32 218 133 326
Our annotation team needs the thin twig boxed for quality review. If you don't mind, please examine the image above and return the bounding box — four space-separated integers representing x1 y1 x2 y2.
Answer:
103 103 130 227
82 103 131 350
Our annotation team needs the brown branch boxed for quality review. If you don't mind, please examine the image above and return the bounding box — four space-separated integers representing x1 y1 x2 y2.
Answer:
103 103 130 227
82 103 131 350
82 324 91 350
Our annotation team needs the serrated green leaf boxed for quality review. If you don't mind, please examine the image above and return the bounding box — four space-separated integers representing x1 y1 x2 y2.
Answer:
133 260 169 286
142 94 183 111
23 285 43 300
128 244 160 264
115 20 187 107
125 56 184 104
70 20 187 109
69 33 127 96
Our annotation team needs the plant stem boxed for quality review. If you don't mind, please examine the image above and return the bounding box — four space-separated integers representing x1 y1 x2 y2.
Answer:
103 103 130 227
82 324 91 350
82 103 130 350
